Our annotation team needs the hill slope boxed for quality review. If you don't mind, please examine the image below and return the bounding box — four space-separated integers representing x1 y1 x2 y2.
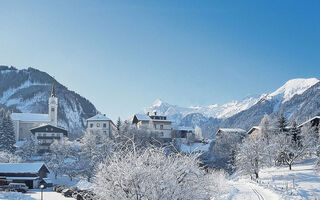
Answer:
0 66 98 135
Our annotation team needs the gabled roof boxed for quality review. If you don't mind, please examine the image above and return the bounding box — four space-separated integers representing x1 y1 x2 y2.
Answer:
30 124 68 136
11 113 51 122
87 114 111 121
134 114 151 121
298 116 320 128
0 163 49 174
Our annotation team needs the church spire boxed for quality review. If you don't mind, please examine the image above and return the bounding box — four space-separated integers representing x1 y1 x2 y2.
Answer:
51 82 56 97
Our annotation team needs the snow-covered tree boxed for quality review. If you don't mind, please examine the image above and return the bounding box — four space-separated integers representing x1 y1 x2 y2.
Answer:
235 135 267 178
0 151 22 163
259 114 272 143
46 138 71 179
194 126 203 140
16 134 37 161
78 131 114 181
210 130 245 172
93 147 221 200
271 124 316 170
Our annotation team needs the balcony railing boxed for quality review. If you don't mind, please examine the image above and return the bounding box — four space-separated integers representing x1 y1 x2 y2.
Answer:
37 136 61 139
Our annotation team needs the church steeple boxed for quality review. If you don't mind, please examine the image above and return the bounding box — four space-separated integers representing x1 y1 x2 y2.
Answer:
49 81 58 126
51 82 56 97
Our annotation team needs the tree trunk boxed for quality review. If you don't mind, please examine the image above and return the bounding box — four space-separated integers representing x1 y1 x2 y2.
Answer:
289 164 292 170
255 171 259 179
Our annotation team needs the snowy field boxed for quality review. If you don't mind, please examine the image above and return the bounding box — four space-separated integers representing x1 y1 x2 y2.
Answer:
228 159 320 200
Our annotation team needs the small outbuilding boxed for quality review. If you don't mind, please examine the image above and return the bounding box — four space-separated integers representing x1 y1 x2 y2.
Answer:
0 163 50 189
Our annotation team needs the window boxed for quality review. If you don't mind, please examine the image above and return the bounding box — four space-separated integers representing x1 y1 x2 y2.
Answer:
160 125 163 130
51 133 55 137
90 123 93 128
51 108 55 112
159 132 164 137
103 123 107 128
103 131 107 135
154 124 157 129
43 133 46 137
97 123 100 127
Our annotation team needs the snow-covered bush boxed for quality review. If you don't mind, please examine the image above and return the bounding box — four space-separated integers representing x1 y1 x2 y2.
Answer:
93 147 221 200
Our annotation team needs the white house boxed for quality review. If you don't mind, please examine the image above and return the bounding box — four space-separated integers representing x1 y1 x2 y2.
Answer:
86 114 116 138
11 83 59 142
132 112 173 140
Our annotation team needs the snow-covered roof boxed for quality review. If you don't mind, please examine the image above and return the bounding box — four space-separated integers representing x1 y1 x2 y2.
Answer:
43 178 52 183
6 177 39 180
247 126 261 135
134 114 151 121
298 116 320 128
0 163 47 174
87 114 111 121
174 126 194 131
11 113 51 122
218 128 246 133
14 141 25 148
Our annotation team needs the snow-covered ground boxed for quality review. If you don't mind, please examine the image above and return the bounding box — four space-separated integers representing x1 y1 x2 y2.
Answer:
228 159 320 200
0 189 72 200
257 159 320 199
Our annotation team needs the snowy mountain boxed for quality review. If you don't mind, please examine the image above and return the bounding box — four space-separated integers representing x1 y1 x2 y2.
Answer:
203 78 320 137
143 78 320 137
0 66 98 135
144 96 260 126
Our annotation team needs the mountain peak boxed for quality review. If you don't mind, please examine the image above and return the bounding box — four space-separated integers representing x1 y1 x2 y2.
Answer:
269 78 319 102
153 98 165 107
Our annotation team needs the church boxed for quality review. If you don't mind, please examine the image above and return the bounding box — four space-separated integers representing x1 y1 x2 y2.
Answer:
10 83 67 148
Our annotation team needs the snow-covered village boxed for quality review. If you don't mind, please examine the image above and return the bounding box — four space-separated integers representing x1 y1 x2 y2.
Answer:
1 1 320 200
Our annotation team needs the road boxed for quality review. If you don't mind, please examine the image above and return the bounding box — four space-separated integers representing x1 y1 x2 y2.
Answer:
25 189 73 200
229 179 281 200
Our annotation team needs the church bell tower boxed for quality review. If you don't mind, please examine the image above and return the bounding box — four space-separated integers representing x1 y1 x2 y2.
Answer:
49 82 58 126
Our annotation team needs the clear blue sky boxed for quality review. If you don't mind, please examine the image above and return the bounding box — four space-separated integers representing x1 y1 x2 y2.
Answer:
0 0 319 120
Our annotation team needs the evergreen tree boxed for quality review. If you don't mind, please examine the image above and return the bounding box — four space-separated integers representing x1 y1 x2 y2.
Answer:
277 112 288 134
116 117 121 131
3 112 16 152
0 109 15 152
290 120 301 145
